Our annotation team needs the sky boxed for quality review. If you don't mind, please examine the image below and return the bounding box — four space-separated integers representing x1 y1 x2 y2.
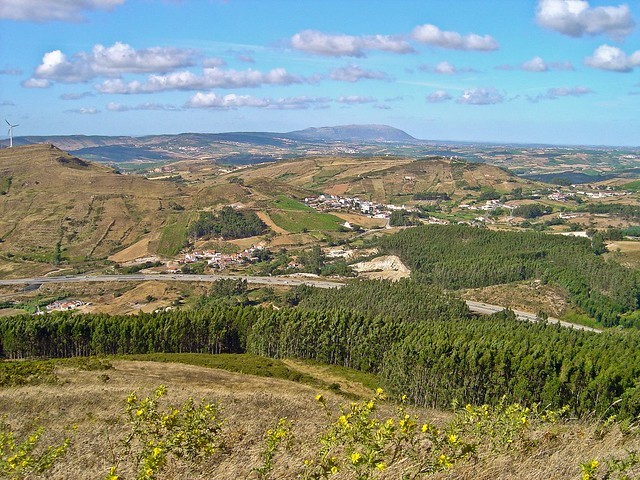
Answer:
0 0 639 146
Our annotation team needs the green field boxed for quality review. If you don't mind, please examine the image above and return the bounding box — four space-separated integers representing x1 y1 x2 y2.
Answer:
269 210 343 233
0 176 11 195
157 213 191 256
116 353 317 384
623 180 640 192
270 195 314 211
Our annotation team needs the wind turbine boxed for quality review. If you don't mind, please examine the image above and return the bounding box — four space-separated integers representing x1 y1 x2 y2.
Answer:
6 120 18 148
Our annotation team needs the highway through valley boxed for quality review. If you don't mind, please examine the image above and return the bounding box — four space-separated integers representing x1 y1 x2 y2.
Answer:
0 274 601 332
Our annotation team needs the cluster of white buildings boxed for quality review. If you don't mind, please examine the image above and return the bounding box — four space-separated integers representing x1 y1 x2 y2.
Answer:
459 199 516 212
45 299 86 312
304 194 409 218
181 246 265 270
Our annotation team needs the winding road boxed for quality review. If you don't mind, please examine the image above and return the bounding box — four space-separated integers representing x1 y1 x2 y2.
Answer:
0 274 601 333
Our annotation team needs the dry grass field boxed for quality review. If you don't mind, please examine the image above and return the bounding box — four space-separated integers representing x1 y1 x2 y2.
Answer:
606 240 640 268
2 358 640 479
0 145 187 275
233 156 529 204
460 280 569 317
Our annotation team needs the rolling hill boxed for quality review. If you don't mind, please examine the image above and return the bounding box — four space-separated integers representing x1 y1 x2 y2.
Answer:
234 155 529 203
0 144 188 276
0 143 537 276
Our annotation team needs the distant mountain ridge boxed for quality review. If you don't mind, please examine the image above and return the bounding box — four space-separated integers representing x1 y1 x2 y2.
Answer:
11 124 420 165
286 124 417 143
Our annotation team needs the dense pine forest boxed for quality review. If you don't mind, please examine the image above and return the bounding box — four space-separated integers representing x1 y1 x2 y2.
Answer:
377 225 640 327
188 206 268 240
3 280 640 419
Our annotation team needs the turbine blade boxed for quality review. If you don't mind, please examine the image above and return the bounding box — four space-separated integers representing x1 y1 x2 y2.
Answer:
5 120 9 126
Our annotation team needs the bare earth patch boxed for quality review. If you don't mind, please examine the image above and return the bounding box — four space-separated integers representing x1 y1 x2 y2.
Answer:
108 237 152 263
332 212 388 229
323 183 349 196
606 240 640 268
352 255 411 281
255 211 289 235
461 279 568 317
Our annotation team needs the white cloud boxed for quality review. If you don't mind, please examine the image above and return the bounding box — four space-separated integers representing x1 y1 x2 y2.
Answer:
523 56 550 72
419 61 476 75
66 106 100 114
25 42 197 86
329 65 389 82
336 96 376 104
266 96 332 110
0 101 16 106
426 90 452 103
0 0 124 22
536 0 634 39
106 102 180 111
186 92 331 110
187 92 268 109
496 56 574 72
60 91 94 100
457 87 504 105
584 44 640 71
90 42 196 74
96 66 303 94
290 29 414 57
21 78 51 88
527 85 594 101
412 24 499 51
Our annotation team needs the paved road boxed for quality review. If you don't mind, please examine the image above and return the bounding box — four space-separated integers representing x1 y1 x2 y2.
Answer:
0 274 601 332
0 273 345 289
466 300 601 333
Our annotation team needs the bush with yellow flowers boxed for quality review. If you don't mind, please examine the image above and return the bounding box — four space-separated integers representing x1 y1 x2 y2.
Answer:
106 385 223 480
300 389 475 479
0 416 70 479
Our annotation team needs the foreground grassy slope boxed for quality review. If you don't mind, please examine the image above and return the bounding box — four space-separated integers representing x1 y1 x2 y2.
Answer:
1 358 639 479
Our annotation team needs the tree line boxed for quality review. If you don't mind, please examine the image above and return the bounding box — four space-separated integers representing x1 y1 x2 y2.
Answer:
3 280 640 418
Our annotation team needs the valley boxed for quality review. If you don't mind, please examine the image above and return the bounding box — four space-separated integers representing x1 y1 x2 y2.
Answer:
1 129 640 479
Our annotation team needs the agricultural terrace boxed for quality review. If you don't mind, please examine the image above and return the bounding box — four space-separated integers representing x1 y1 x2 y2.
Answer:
268 196 344 233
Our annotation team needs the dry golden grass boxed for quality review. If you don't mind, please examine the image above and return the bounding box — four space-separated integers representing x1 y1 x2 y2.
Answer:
235 156 528 205
331 212 387 229
0 280 208 316
0 145 186 276
2 359 640 479
606 240 640 268
107 237 152 263
460 280 568 317
0 307 28 317
255 211 289 235
83 281 179 314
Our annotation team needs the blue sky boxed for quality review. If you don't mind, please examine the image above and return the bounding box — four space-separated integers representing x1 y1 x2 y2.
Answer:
0 0 639 146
